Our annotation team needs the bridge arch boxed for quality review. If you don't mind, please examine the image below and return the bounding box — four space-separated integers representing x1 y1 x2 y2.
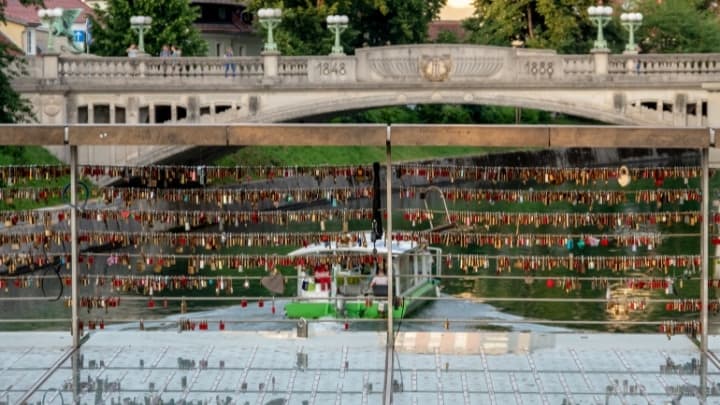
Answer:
15 44 720 165
243 91 652 125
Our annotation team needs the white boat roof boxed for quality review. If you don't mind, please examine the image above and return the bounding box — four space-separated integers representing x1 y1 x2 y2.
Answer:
289 232 426 256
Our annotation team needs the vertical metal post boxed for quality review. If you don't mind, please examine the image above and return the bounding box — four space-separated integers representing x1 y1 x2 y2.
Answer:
383 125 394 405
69 140 82 404
701 146 710 401
70 143 80 347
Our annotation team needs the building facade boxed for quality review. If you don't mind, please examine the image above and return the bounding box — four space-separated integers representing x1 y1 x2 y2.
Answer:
1 0 93 55
192 0 262 56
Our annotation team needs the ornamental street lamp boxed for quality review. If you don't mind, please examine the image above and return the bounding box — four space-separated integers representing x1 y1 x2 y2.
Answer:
37 8 63 52
326 15 349 56
587 5 613 50
130 16 152 54
620 12 643 54
258 8 282 53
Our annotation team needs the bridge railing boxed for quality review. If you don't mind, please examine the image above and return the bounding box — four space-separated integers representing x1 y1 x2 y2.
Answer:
278 57 309 76
561 55 595 77
609 53 720 77
56 56 265 81
14 50 720 88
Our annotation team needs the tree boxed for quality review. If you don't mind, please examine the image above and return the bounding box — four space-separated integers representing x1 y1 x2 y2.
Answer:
262 0 336 56
0 0 41 123
464 0 624 54
347 0 445 48
637 0 720 53
434 29 461 44
89 0 207 57
250 0 445 55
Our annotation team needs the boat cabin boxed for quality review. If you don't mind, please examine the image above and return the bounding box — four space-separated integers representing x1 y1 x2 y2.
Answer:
289 233 441 302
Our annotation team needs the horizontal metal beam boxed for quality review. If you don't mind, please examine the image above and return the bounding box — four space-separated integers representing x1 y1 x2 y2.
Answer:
0 125 65 145
549 126 710 148
391 125 550 147
225 124 387 146
67 125 227 145
0 124 713 148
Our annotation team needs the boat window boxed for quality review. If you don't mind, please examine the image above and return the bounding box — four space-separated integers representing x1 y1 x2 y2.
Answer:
396 255 411 293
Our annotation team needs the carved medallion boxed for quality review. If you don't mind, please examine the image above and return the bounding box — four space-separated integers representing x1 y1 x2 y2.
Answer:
420 55 452 82
43 96 62 117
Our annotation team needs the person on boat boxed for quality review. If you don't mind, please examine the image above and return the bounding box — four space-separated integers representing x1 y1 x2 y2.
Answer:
313 263 332 291
371 268 388 287
370 268 388 296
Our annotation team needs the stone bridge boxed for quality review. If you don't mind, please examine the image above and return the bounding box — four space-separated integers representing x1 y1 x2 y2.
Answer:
10 44 720 165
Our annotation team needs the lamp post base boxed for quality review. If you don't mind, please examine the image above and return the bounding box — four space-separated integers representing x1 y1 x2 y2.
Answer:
590 48 610 76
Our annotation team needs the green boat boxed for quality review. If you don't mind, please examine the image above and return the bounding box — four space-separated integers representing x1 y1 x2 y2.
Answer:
284 233 442 319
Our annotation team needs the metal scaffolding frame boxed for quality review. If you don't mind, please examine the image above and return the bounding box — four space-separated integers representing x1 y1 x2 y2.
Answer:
0 123 715 404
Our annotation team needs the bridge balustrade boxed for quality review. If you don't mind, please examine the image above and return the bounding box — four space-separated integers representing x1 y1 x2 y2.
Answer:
17 52 720 85
54 56 265 81
609 54 720 77
9 46 720 131
561 55 595 76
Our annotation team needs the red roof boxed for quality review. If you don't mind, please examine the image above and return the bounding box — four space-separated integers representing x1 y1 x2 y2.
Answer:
4 0 93 25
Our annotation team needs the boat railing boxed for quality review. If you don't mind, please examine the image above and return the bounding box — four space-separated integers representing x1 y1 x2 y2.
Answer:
336 273 369 296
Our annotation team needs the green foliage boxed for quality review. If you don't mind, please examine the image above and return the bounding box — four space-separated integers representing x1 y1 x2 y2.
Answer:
465 0 720 54
0 46 35 123
214 145 497 166
434 29 461 44
328 104 574 125
464 0 623 53
267 1 336 56
250 0 445 55
0 146 60 165
345 0 446 47
89 0 207 56
637 0 720 53
0 0 41 124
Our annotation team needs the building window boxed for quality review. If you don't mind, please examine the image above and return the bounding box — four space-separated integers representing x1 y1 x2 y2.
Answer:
77 106 88 124
24 29 36 55
94 104 110 123
177 106 187 121
139 107 150 123
155 105 172 123
115 107 126 123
